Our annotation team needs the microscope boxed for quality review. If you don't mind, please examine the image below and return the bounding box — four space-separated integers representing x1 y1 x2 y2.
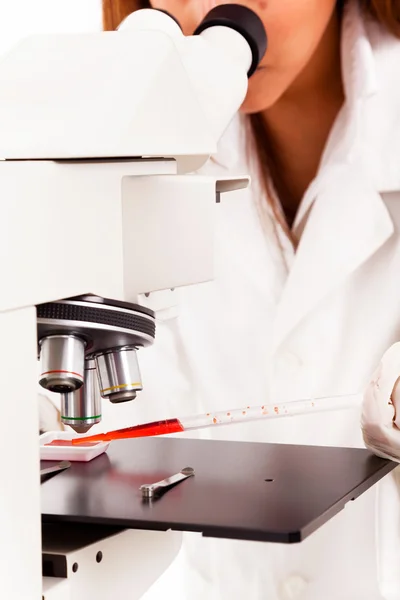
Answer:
0 5 266 598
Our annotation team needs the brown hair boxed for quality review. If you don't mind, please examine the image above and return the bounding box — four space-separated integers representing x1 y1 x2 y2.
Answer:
103 0 148 30
361 0 400 35
102 0 400 236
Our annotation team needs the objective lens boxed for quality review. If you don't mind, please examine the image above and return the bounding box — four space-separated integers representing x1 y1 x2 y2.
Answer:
39 335 85 393
61 359 102 434
95 347 142 403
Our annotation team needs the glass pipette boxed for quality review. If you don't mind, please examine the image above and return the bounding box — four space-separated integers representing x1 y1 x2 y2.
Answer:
72 392 362 445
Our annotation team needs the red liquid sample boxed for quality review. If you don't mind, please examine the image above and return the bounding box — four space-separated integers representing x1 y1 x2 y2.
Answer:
45 440 99 447
72 418 184 445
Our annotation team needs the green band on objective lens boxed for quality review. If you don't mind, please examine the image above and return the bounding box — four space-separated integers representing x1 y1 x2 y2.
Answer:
61 415 101 421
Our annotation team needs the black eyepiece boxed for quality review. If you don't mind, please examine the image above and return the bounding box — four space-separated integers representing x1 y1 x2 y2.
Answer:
194 4 267 77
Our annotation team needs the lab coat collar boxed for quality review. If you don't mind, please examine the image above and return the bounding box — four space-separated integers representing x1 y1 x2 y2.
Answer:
340 0 378 104
273 0 398 349
358 16 400 193
318 0 400 194
272 163 394 349
294 0 379 230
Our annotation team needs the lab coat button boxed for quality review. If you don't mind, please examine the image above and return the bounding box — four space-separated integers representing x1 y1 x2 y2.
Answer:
279 574 308 600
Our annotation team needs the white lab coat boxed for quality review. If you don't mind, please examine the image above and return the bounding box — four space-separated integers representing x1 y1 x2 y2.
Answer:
100 2 400 599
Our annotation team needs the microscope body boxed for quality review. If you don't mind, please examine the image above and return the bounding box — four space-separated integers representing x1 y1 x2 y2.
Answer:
0 7 266 598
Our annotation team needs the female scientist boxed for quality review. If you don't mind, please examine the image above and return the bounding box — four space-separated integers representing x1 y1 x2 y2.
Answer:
95 0 400 598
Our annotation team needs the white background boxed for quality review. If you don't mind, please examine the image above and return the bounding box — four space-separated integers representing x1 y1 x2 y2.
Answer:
0 0 103 56
0 0 185 597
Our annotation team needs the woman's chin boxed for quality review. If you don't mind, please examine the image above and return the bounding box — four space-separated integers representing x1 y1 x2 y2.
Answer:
240 96 272 115
240 85 286 115
240 68 290 114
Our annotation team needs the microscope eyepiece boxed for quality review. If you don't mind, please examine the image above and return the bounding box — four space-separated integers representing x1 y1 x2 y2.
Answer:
194 4 267 77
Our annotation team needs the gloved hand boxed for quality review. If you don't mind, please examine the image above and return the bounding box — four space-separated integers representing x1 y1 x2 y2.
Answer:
38 394 63 434
362 343 400 461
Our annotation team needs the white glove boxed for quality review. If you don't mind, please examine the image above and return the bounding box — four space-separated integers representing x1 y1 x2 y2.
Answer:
38 394 63 434
362 343 400 461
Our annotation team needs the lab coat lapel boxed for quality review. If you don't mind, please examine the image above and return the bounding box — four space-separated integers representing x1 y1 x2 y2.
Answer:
272 164 394 350
271 0 400 350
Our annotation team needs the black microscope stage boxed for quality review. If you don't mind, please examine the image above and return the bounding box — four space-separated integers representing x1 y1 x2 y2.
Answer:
41 437 395 544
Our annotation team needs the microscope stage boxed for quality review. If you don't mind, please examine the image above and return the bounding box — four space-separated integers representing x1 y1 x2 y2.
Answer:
41 437 395 544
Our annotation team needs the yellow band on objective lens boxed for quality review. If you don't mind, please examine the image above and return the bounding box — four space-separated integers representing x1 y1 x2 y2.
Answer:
101 382 142 393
